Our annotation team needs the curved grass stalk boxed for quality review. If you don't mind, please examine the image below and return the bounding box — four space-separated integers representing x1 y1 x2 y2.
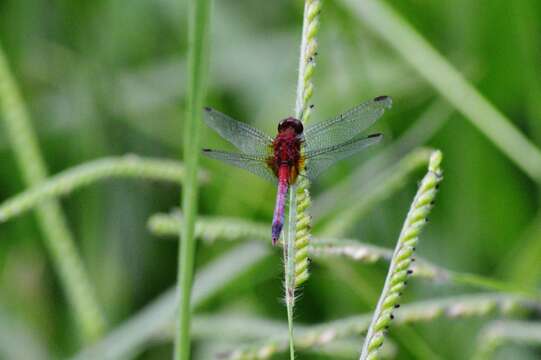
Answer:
341 0 541 182
360 150 443 360
0 156 205 223
0 41 104 341
175 0 212 358
148 215 541 301
473 320 541 360
220 293 536 360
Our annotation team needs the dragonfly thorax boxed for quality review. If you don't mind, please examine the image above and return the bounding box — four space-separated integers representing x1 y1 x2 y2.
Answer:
269 126 304 184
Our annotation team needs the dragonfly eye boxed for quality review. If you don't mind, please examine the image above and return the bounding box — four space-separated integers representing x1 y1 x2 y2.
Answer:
278 117 303 134
291 119 303 134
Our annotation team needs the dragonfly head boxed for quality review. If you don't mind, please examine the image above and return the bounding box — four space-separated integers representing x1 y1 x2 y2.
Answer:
278 117 303 135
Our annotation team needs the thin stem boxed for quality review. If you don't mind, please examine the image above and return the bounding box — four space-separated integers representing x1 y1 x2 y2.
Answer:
175 0 212 359
0 41 105 341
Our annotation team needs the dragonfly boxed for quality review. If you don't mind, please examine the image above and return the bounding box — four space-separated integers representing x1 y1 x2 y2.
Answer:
202 95 392 245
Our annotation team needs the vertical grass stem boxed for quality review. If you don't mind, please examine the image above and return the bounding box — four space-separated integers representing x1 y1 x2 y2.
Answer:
174 0 212 359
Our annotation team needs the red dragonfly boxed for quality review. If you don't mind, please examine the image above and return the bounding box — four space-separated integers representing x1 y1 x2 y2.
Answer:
202 96 392 245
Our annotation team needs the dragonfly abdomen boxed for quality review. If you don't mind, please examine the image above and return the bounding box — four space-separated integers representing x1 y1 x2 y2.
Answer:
271 165 290 245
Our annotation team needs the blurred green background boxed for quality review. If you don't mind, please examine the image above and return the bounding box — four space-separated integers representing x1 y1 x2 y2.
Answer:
0 0 540 359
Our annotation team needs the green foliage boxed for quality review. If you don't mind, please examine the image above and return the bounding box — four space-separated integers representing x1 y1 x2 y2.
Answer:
0 40 105 342
473 320 541 360
0 0 540 359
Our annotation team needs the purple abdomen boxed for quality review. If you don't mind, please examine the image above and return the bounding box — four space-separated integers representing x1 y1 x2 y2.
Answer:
271 166 289 245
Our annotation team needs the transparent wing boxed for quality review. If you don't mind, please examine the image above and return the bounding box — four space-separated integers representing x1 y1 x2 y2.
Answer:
203 107 273 156
303 134 383 180
303 96 392 153
202 149 276 183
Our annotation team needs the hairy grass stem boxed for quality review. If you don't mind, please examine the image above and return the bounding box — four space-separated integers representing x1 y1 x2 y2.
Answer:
282 0 322 357
285 184 297 359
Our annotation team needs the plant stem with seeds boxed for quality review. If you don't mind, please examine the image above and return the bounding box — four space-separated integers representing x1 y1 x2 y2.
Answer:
360 150 443 360
284 1 322 357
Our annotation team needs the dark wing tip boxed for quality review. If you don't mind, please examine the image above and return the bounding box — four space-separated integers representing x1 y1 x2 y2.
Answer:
202 148 212 152
374 95 393 108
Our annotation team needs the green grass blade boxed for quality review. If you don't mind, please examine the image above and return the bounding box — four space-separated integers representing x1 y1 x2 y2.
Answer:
341 0 541 182
175 0 212 359
0 41 105 341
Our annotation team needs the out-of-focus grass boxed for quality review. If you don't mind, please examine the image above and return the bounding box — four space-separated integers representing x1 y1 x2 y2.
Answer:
0 0 541 359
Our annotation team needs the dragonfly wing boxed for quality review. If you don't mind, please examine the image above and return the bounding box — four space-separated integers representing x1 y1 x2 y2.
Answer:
202 149 277 183
203 107 273 156
303 96 392 152
303 133 383 180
